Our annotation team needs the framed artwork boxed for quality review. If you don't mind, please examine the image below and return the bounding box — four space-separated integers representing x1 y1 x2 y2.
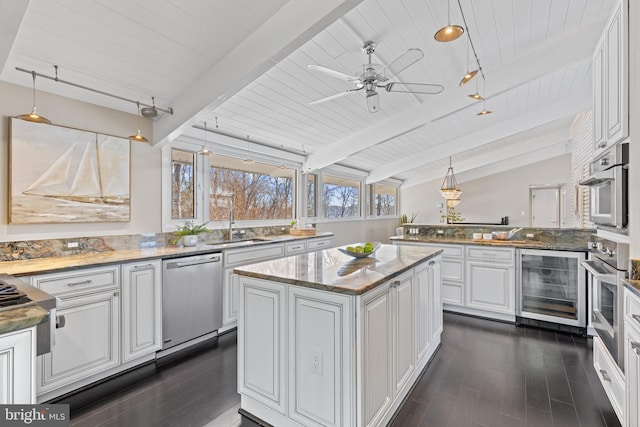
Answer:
9 118 131 223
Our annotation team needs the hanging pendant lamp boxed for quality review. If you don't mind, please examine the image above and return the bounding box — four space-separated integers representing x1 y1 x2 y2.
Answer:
468 73 484 101
440 157 462 200
198 121 212 156
434 0 464 42
17 71 51 124
476 77 492 115
128 102 149 143
459 35 478 86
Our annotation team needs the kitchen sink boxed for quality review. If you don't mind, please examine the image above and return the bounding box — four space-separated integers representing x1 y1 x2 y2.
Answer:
206 238 268 249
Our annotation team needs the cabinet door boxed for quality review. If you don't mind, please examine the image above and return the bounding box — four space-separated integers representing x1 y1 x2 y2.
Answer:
392 273 414 397
593 34 606 150
466 261 515 315
626 322 640 427
361 283 393 427
122 261 162 363
38 291 120 395
605 2 628 145
414 264 431 363
237 277 286 414
223 268 239 327
0 327 35 404
430 258 443 338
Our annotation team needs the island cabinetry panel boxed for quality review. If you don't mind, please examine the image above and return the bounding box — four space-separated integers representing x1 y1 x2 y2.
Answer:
121 260 162 363
594 335 625 423
31 267 120 397
625 289 640 427
465 246 515 316
307 237 333 252
238 278 287 415
223 243 285 329
0 327 36 404
288 286 353 427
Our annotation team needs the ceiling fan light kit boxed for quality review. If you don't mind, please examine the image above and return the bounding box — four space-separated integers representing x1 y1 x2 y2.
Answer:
308 41 443 113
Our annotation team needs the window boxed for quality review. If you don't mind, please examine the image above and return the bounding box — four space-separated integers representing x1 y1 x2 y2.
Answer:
171 149 195 219
374 183 397 216
322 174 360 218
306 173 317 217
208 154 295 221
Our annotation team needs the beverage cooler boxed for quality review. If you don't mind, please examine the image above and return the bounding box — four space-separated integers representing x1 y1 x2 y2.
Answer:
516 249 586 334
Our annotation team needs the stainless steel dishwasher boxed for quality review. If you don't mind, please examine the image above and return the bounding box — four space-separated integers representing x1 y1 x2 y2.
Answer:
162 253 223 350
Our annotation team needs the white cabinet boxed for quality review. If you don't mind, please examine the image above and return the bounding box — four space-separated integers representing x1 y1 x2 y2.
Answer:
594 335 625 423
121 260 162 363
593 0 628 151
31 266 120 398
0 327 36 404
465 247 515 317
307 236 333 251
625 289 640 427
414 258 442 366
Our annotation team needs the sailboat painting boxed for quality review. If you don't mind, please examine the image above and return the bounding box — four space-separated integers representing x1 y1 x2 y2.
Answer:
9 118 131 223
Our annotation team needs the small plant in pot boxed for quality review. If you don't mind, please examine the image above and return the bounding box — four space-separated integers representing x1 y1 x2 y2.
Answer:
173 221 209 246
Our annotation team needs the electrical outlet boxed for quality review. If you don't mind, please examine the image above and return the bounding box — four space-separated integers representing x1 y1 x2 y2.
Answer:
526 233 534 238
311 347 323 375
66 241 79 249
437 229 444 234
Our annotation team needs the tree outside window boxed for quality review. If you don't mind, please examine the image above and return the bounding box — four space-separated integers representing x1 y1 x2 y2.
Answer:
171 149 195 219
375 183 397 216
322 175 360 218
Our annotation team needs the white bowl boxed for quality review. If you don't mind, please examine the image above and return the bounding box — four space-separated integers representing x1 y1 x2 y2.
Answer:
482 233 493 240
338 242 381 258
472 233 482 240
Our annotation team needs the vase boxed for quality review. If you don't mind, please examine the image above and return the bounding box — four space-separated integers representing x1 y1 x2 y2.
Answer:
182 235 198 247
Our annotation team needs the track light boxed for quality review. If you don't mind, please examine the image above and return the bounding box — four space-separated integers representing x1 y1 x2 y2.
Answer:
434 0 464 42
198 121 212 156
17 71 50 124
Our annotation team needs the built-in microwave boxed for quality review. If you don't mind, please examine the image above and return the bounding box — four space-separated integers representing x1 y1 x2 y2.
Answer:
579 143 628 233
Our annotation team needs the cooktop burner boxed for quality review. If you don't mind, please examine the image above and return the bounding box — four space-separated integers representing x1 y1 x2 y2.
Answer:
0 283 32 309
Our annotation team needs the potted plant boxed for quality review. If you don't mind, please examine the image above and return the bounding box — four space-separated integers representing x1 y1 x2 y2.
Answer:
173 221 210 246
397 213 417 236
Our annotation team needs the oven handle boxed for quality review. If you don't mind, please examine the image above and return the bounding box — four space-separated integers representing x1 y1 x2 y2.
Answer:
580 261 619 283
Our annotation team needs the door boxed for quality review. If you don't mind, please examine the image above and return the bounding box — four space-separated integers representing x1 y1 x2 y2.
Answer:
392 274 414 397
530 186 562 227
38 290 120 394
466 261 515 315
122 261 162 363
0 328 35 404
626 321 640 427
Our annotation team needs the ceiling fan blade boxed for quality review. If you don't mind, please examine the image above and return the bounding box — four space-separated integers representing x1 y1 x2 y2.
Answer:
308 64 357 81
377 48 424 80
309 88 361 105
385 82 444 95
366 92 380 113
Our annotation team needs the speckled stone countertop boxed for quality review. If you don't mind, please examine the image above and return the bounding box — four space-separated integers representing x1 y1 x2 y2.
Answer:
0 233 334 277
389 236 588 251
0 305 49 335
625 259 640 298
233 244 442 296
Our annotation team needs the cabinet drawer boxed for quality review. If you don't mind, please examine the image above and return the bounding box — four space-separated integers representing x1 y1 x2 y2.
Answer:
407 243 462 258
31 266 119 296
442 282 463 306
625 289 640 329
466 246 514 262
285 241 306 255
224 244 285 267
593 336 625 423
307 238 332 251
442 258 463 282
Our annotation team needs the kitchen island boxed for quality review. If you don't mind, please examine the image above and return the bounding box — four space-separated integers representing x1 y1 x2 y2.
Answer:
233 244 442 427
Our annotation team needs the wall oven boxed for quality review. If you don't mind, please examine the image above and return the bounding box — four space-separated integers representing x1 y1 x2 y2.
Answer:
581 235 628 370
579 143 628 233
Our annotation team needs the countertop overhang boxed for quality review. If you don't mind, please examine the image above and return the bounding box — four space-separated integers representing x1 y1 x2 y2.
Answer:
233 244 442 295
389 236 588 252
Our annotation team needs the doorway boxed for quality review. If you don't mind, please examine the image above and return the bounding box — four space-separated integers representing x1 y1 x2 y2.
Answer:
530 184 566 228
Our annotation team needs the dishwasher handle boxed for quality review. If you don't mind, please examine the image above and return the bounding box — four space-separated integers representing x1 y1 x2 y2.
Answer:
165 255 221 269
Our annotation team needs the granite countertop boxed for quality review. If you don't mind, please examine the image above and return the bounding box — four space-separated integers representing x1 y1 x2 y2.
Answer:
0 232 334 277
389 236 587 252
0 305 49 335
233 244 442 296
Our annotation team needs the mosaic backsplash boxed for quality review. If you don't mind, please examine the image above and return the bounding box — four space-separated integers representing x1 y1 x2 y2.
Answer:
0 225 295 261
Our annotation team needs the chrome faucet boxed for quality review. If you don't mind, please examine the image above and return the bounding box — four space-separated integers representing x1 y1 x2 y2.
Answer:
228 206 235 241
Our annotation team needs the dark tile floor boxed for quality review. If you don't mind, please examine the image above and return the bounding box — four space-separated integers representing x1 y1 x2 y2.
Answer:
390 312 622 427
67 312 621 427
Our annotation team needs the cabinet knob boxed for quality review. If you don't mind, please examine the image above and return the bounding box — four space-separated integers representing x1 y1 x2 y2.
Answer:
632 314 640 326
56 315 66 329
114 292 120 297
599 369 611 382
631 342 640 357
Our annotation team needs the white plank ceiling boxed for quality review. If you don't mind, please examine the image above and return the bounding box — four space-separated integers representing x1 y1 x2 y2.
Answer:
0 0 616 186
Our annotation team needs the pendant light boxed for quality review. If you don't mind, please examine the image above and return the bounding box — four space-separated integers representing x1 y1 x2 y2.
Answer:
476 77 492 115
459 35 478 86
434 0 464 42
468 74 484 101
198 121 212 156
242 139 254 164
440 157 462 200
17 71 51 124
128 102 149 143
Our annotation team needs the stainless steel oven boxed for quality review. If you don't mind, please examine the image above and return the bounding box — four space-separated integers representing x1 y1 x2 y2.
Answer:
579 143 628 233
581 235 628 370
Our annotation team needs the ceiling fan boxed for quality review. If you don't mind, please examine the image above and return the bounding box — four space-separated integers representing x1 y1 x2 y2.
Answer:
308 41 444 113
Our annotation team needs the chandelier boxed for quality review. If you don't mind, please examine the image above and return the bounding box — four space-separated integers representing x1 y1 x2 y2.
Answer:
440 157 461 200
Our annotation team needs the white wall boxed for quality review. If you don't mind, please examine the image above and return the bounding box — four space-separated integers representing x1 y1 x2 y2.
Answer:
316 218 398 246
0 81 159 242
400 154 572 227
630 0 639 259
